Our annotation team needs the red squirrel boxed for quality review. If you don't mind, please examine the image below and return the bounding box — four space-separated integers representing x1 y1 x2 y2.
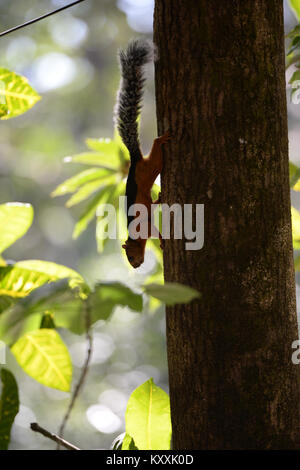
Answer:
114 39 170 268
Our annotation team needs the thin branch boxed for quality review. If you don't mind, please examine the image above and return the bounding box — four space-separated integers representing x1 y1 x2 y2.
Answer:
57 298 93 449
0 0 87 39
30 422 80 450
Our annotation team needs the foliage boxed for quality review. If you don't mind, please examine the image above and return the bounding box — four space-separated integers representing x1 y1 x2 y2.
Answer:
52 130 161 252
122 378 172 450
289 0 300 21
0 22 199 451
52 131 128 244
11 329 72 392
0 203 33 255
144 282 200 306
0 68 40 120
0 369 19 450
0 199 199 446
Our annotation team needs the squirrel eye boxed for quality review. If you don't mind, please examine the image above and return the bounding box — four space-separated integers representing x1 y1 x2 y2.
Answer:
128 256 133 262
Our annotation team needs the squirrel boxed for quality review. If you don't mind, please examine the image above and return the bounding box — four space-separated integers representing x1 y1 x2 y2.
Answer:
114 39 170 269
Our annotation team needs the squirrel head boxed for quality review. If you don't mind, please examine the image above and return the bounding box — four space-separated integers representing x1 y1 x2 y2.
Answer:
122 238 145 268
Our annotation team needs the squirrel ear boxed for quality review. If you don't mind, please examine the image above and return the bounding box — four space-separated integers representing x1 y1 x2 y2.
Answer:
122 244 126 249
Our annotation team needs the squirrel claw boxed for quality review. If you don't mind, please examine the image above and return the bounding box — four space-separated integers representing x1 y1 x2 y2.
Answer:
157 131 171 144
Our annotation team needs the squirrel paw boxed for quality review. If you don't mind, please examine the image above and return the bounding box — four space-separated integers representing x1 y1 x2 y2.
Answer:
156 131 171 145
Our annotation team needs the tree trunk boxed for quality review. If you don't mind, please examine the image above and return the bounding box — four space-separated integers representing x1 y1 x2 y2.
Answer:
154 0 300 449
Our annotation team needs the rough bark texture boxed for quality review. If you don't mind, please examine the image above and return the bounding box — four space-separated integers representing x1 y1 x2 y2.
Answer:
154 0 300 449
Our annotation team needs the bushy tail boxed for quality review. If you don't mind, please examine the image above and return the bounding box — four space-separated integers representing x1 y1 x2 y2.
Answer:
114 39 154 162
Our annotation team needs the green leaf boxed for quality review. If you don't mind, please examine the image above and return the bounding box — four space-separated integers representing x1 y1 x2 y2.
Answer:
289 70 300 85
40 312 56 329
66 174 117 208
289 0 300 20
0 261 83 300
64 151 119 170
73 184 117 239
0 296 16 315
91 282 143 322
144 282 200 306
0 369 19 450
86 138 121 167
122 434 139 450
287 24 300 39
14 260 84 288
0 266 54 299
51 168 115 197
0 203 33 254
0 281 142 340
0 284 83 343
288 36 300 55
57 281 143 334
292 206 300 247
95 181 126 252
290 162 300 189
295 253 300 272
125 378 171 450
0 104 8 117
11 329 72 392
0 68 41 119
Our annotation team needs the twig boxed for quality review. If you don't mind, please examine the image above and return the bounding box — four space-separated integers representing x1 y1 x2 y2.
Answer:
57 298 93 449
30 422 80 450
0 0 87 39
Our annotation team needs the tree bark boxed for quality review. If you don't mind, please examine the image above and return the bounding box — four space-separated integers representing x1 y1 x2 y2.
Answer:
154 0 300 449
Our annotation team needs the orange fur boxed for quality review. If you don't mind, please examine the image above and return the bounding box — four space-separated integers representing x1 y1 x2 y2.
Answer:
123 131 170 268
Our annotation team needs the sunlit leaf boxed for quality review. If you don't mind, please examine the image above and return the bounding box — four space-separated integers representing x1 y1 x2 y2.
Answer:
125 378 171 450
86 138 121 167
51 168 114 197
64 152 119 170
73 184 117 239
11 329 72 392
0 203 33 254
0 68 41 119
0 266 53 299
290 162 300 190
66 174 118 208
15 260 83 287
0 369 19 450
292 206 300 248
289 0 300 20
144 282 201 305
289 70 300 86
0 104 8 117
0 260 83 300
122 434 139 450
96 181 126 252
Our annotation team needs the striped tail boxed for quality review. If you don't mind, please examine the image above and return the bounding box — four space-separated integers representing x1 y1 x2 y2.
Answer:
114 39 154 162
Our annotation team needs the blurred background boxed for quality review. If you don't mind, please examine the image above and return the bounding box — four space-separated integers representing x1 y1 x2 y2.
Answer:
0 0 299 450
0 0 167 450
